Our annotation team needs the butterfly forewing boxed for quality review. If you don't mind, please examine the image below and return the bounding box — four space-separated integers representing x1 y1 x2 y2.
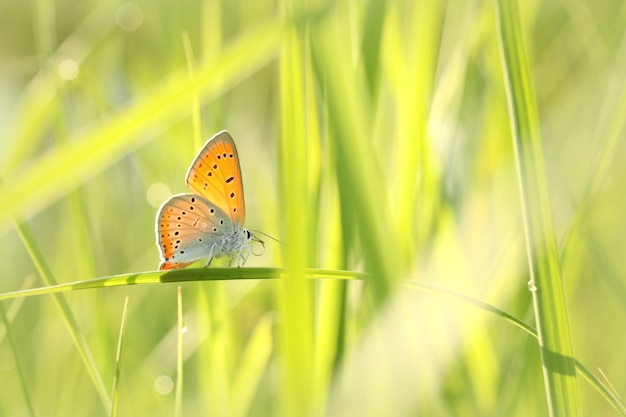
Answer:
156 193 234 270
185 131 245 226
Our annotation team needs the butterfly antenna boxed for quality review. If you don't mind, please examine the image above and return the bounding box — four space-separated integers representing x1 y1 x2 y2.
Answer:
250 230 283 245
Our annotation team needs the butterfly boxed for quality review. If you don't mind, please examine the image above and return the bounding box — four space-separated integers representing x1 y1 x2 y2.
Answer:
155 130 259 270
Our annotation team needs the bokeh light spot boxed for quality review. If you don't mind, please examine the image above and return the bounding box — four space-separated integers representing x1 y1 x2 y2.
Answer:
154 375 174 395
58 59 79 80
147 183 171 208
116 2 144 31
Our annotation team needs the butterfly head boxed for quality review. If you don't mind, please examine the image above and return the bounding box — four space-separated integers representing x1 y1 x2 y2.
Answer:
250 230 265 252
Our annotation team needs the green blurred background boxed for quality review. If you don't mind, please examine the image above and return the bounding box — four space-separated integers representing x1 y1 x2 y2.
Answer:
1 0 626 416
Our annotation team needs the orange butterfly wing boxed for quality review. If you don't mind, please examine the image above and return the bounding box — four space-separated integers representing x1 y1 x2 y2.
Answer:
156 193 235 270
185 131 245 226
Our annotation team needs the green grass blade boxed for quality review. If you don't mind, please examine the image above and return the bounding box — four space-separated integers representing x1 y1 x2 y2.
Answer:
174 286 184 417
494 1 582 415
313 280 346 414
278 2 315 413
109 296 130 417
396 1 443 256
309 1 396 304
360 0 387 95
0 268 364 301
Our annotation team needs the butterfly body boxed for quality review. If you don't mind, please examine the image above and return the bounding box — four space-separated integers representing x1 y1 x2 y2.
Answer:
156 131 255 270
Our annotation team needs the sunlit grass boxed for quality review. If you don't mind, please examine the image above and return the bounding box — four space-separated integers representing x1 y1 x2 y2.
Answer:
1 0 626 416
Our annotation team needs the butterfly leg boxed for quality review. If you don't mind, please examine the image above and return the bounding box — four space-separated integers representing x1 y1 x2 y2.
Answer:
234 246 243 267
237 243 253 267
204 244 217 268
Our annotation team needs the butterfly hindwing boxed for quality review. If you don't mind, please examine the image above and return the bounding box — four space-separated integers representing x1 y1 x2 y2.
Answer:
156 193 234 270
185 131 245 226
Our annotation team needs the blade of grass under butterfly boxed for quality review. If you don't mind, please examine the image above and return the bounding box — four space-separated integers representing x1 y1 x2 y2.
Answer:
13 217 111 409
109 296 130 417
0 269 364 301
494 0 582 415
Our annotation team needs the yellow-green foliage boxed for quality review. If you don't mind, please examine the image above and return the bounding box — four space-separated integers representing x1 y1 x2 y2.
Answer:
1 0 626 416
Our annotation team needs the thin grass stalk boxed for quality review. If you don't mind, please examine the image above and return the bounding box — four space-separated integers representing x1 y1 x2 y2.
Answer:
174 286 184 417
109 296 130 417
494 0 581 415
181 31 202 150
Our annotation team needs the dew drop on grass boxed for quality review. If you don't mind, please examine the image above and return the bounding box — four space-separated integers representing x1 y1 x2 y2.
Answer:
527 280 537 292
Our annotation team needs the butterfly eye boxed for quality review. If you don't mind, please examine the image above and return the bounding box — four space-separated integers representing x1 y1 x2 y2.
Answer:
246 230 251 239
